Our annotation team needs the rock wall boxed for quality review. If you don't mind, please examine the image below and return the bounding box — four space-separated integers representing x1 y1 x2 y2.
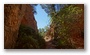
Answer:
45 4 84 48
44 24 54 42
70 4 84 48
4 4 37 49
21 5 37 32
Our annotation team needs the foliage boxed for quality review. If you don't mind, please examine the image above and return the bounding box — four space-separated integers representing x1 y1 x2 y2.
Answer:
41 4 84 48
38 28 45 37
40 4 67 15
54 38 76 49
55 5 82 36
38 26 49 37
15 25 46 49
31 4 38 14
54 5 83 48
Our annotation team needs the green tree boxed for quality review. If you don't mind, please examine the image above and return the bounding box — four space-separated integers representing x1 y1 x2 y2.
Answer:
41 4 84 48
38 28 45 37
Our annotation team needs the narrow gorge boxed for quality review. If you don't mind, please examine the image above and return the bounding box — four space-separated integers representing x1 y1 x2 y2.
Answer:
4 4 84 49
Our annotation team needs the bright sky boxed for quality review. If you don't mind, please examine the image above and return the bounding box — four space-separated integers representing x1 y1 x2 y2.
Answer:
34 4 50 29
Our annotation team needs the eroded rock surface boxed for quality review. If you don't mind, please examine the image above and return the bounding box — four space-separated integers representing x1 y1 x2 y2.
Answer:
4 4 37 49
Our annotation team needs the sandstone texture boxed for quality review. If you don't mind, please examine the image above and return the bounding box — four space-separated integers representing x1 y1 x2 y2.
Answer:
4 4 37 49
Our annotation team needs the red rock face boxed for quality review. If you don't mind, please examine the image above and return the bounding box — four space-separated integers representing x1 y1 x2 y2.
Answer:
45 4 84 48
4 4 37 49
21 5 37 32
70 4 84 48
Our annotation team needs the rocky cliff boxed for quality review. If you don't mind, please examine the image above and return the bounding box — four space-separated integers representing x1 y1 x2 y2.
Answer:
21 5 37 32
70 4 84 48
4 4 37 49
44 4 84 49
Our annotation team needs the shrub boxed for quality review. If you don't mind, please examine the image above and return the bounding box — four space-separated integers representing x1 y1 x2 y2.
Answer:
15 25 45 49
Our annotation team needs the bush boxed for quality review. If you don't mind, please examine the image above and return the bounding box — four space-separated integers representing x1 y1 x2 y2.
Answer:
15 25 45 49
55 38 76 49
